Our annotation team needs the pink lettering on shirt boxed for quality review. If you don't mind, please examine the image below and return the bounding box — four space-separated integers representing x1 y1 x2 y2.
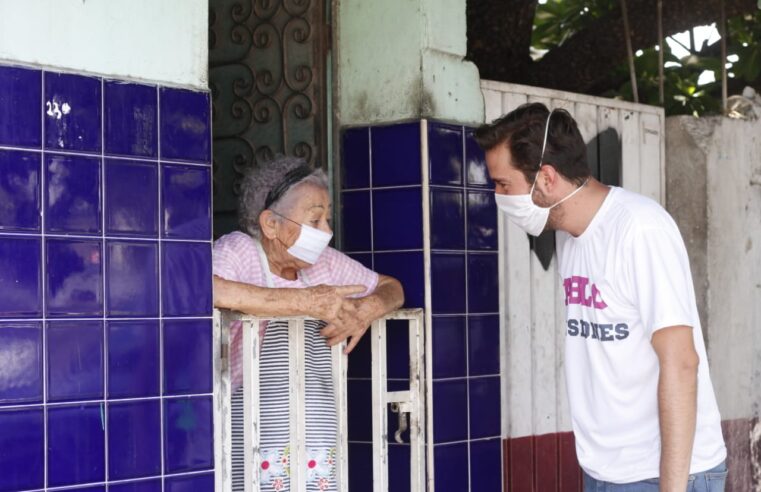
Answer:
563 275 607 309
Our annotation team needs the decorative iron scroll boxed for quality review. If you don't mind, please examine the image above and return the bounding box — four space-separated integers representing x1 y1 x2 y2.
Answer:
209 0 327 237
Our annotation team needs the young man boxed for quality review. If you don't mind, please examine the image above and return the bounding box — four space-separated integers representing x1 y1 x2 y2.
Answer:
474 103 727 491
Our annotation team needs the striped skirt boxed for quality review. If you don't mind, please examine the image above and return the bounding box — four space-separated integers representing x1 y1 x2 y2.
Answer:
232 319 338 492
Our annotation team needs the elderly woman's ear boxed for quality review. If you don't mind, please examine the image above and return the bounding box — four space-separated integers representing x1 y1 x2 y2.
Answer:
258 210 279 240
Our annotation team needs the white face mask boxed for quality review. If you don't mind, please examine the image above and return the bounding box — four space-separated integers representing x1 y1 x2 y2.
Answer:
271 210 333 264
287 222 333 264
494 111 588 236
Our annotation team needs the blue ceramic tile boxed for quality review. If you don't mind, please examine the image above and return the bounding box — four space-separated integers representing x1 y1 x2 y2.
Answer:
373 251 424 309
388 444 411 492
161 241 212 317
108 320 159 398
470 438 502 491
0 407 44 492
386 319 410 380
0 236 41 317
164 396 214 473
108 400 161 480
431 253 466 314
0 323 42 405
341 191 371 252
466 128 492 188
434 443 469 492
347 329 371 379
467 190 498 250
468 315 500 376
372 187 422 251
110 479 161 492
347 443 373 492
47 320 103 402
161 164 211 240
431 316 466 379
428 122 463 186
371 123 421 187
342 127 370 189
0 150 40 231
433 379 467 443
104 81 158 157
347 379 371 442
160 88 210 163
47 403 105 487
347 252 372 271
469 376 501 439
68 487 106 492
105 159 158 237
467 253 499 314
165 473 214 492
163 319 212 395
44 72 101 152
430 187 464 250
45 238 103 317
45 153 101 234
106 240 159 317
0 65 41 148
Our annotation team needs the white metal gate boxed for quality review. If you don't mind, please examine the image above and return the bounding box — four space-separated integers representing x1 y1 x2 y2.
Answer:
212 308 426 492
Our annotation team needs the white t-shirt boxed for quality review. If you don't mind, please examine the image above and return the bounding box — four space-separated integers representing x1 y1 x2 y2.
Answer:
556 186 726 483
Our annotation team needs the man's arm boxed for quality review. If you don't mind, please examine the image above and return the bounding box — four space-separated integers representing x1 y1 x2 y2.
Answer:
651 325 699 492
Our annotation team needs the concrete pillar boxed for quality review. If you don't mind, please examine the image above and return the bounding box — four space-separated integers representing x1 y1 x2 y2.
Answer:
665 117 713 336
666 115 761 491
335 0 484 126
334 2 503 490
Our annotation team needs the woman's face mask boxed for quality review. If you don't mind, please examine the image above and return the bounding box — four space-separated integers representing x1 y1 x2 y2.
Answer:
271 210 333 264
286 221 332 264
494 111 587 236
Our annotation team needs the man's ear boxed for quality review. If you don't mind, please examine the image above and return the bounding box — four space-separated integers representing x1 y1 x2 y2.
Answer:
538 164 558 191
259 210 278 239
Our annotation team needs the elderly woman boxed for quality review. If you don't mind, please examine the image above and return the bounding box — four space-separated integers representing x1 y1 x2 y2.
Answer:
213 155 404 492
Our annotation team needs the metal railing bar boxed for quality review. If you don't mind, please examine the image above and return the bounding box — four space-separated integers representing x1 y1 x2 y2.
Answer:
242 318 260 492
288 318 308 492
333 344 350 492
371 318 389 492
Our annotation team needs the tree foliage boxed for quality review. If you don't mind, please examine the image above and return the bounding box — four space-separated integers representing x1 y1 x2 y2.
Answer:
467 0 761 116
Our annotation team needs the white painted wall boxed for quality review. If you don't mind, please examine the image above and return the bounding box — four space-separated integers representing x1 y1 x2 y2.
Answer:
483 80 666 438
0 0 208 88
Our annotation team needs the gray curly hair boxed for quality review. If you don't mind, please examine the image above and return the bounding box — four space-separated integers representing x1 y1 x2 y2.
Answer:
238 155 330 238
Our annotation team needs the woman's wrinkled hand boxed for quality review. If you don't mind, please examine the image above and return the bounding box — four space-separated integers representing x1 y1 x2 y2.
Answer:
304 284 364 320
321 298 379 355
304 284 376 355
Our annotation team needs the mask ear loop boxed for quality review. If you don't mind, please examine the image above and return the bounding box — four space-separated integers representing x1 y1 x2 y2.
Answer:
530 110 555 196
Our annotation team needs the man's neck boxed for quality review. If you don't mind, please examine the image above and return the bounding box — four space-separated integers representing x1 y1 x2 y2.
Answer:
558 179 610 237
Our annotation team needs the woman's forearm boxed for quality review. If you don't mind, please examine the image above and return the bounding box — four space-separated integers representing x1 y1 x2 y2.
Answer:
213 275 307 316
358 275 404 320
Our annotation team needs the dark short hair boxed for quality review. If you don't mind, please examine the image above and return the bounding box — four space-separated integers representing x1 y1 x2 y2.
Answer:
473 102 590 186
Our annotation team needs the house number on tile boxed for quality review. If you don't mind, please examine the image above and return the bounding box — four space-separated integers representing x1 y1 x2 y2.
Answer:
46 101 71 120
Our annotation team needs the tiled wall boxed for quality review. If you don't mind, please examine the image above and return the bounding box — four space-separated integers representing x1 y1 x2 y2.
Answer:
340 121 502 491
0 64 214 492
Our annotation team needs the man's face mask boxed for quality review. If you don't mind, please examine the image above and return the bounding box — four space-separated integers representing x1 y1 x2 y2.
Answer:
494 111 588 236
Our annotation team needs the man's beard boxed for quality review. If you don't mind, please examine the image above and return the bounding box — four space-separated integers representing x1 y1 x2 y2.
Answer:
532 190 565 232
